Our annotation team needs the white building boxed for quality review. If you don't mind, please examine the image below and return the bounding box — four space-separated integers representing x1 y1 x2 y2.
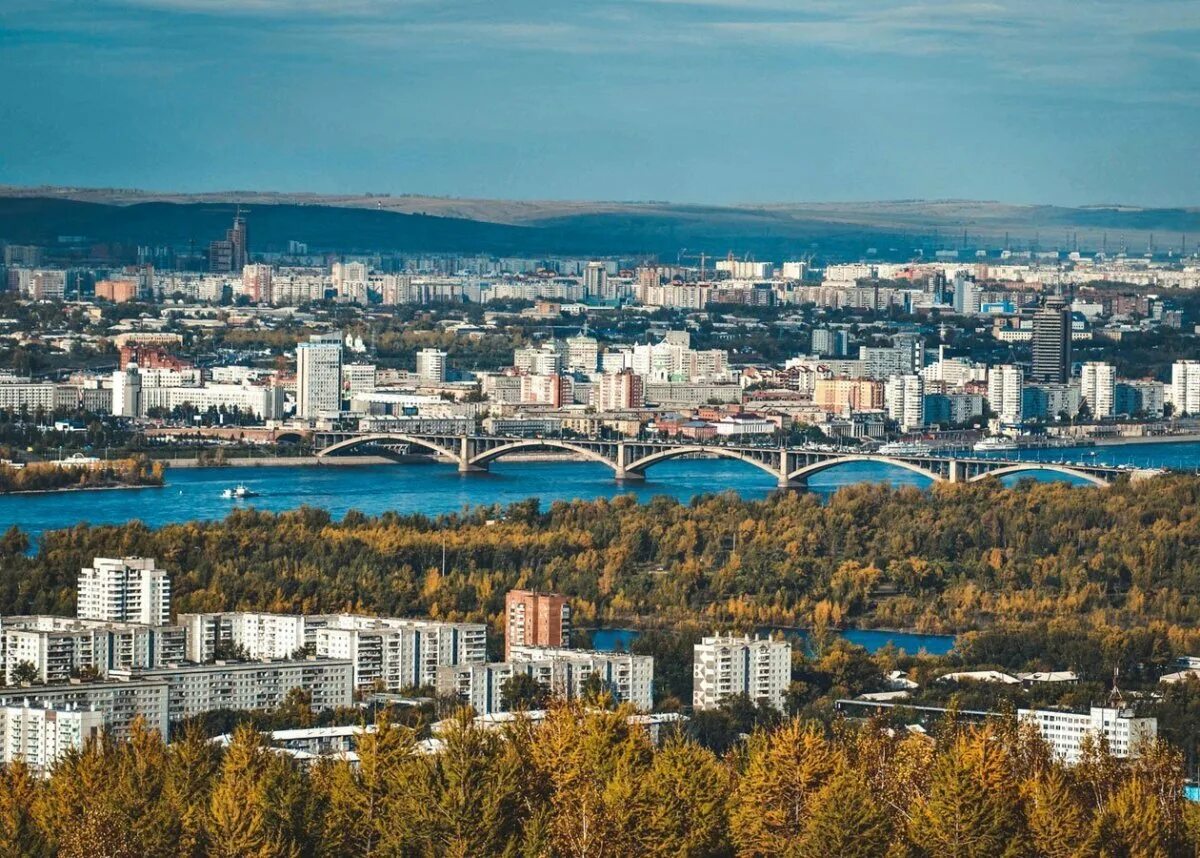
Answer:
693 634 791 712
438 647 654 714
1017 706 1157 764
988 364 1024 426
884 374 925 432
77 557 170 626
111 366 142 417
1171 360 1200 416
296 337 343 418
108 657 354 723
415 348 448 383
0 703 105 775
180 612 487 692
1 616 186 684
1080 362 1116 418
565 335 599 373
0 680 170 742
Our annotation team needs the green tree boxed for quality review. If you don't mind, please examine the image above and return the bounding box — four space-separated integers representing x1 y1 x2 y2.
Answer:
796 767 891 858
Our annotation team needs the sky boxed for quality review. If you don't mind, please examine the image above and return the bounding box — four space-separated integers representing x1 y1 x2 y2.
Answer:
1 0 1198 206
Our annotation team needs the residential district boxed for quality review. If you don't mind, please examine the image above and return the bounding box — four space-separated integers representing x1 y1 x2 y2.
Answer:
3 214 1200 468
0 555 1172 776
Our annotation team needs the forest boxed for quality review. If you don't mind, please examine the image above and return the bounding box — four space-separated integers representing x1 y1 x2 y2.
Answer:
1 704 1197 858
3 475 1199 650
0 456 163 494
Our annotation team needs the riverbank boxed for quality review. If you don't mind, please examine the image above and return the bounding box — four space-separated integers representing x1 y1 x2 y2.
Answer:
1092 433 1200 447
163 455 396 468
1 481 164 496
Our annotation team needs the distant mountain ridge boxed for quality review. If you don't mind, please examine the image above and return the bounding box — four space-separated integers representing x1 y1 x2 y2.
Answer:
1 186 1197 259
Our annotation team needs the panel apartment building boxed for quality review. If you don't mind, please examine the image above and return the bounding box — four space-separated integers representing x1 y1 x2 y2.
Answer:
692 634 791 712
438 646 654 715
77 556 171 626
0 615 186 685
181 612 487 692
1017 706 1157 764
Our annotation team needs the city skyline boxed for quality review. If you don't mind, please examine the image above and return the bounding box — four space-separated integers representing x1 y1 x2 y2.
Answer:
2 0 1198 207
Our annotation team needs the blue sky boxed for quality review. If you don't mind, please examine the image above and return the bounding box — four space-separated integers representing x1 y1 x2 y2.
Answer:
1 0 1197 206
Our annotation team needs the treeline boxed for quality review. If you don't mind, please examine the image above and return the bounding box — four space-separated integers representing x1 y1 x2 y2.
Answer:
3 476 1200 655
0 455 163 494
1 706 1196 857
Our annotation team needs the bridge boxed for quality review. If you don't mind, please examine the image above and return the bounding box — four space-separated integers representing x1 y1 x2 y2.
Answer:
312 432 1157 488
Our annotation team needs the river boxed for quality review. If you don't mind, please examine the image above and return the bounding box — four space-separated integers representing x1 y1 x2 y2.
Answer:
588 627 957 656
2 439 1199 540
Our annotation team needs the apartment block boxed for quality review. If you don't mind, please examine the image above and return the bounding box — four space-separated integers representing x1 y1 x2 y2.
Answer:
179 612 486 692
0 704 105 775
77 557 170 626
693 634 791 712
1017 706 1157 764
438 647 654 715
108 657 354 723
504 590 570 659
0 680 171 741
0 616 186 684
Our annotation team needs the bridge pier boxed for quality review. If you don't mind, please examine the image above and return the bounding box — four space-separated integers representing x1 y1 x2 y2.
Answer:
614 468 646 482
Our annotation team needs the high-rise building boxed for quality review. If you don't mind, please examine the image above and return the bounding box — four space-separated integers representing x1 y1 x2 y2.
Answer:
884 374 925 432
504 590 570 659
987 364 1024 425
1080 362 1116 418
111 365 142 417
1171 360 1200 416
1031 298 1072 383
583 261 607 298
952 274 980 315
241 263 273 303
209 213 248 273
77 557 171 626
0 704 105 775
592 369 644 411
415 348 448 383
811 328 848 357
566 335 599 373
296 336 343 418
692 634 790 712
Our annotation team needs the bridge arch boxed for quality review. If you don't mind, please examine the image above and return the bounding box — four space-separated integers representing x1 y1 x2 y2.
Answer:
787 455 945 485
967 463 1109 487
316 434 460 462
468 439 617 471
623 446 782 481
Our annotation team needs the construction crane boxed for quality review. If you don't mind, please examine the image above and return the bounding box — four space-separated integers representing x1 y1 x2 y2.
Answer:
676 248 709 280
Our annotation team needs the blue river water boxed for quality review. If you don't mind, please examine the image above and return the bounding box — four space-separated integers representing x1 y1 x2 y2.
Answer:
1 439 1199 540
587 627 957 656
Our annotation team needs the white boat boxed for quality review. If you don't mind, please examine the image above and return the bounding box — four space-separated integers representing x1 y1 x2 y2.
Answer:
973 436 1019 453
221 484 259 499
878 441 934 456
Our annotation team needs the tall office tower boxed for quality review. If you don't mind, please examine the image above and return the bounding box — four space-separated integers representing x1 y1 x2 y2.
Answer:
952 274 980 315
884 374 925 432
583 261 607 298
988 364 1024 425
111 364 143 417
78 557 171 626
692 634 791 712
504 590 570 659
415 348 448 383
209 212 248 273
296 336 343 418
1080 361 1116 418
1171 360 1200 416
1031 297 1072 383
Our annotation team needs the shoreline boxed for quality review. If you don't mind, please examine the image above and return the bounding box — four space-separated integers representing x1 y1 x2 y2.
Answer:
0 482 164 497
